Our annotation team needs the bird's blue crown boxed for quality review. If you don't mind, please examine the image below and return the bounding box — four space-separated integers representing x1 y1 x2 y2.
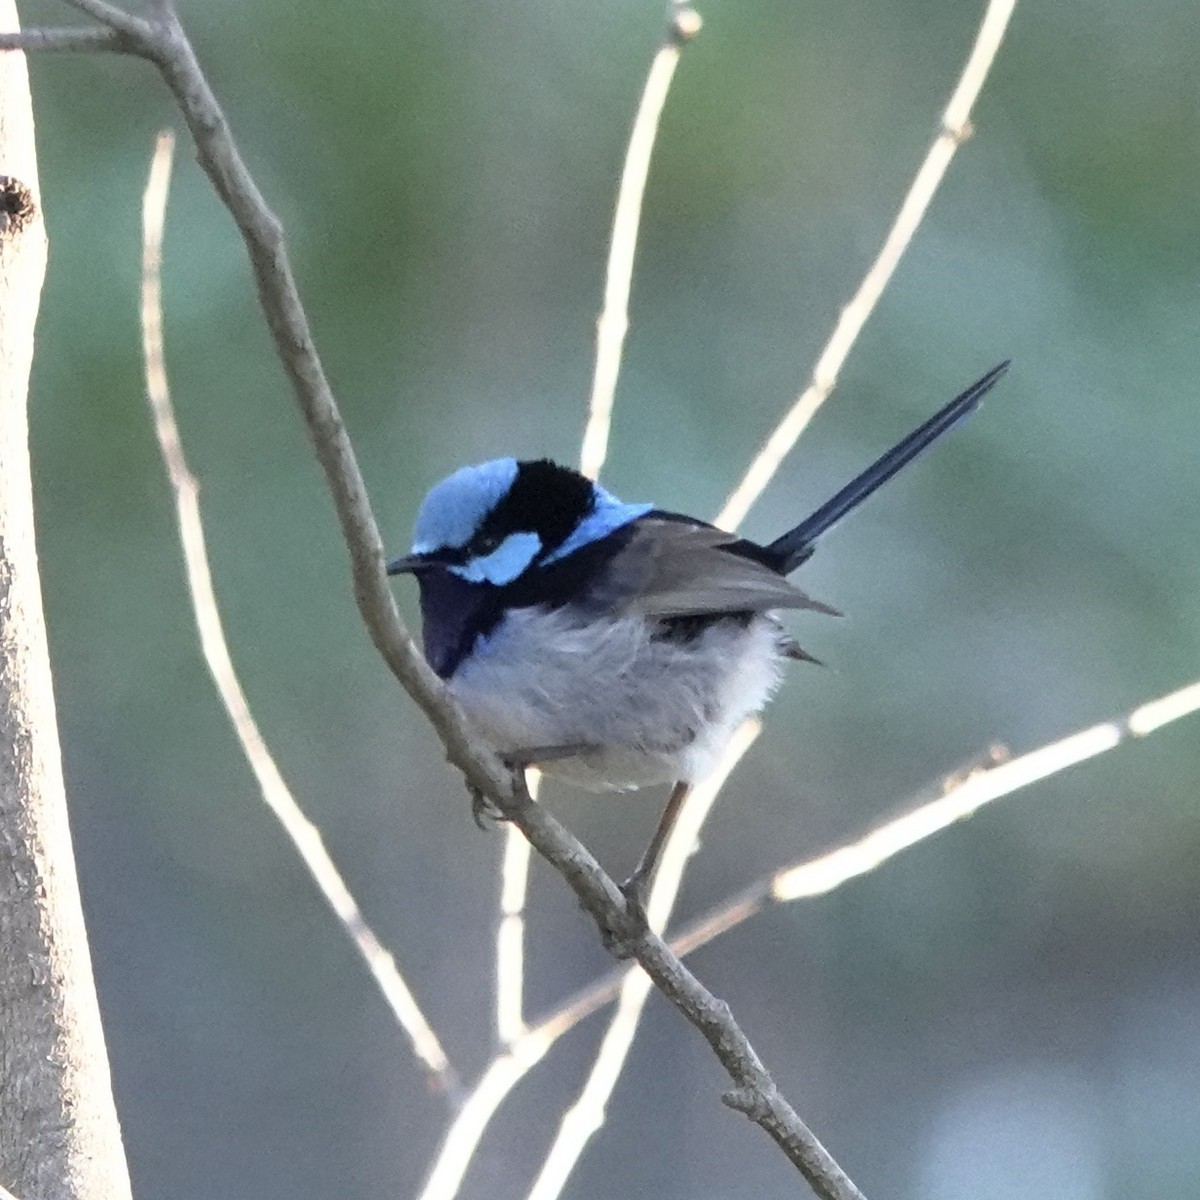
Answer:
411 457 652 587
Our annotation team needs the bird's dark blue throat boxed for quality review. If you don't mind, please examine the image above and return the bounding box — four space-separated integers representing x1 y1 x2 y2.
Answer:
409 523 644 678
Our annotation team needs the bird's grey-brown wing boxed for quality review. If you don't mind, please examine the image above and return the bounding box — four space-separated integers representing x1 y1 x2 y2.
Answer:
589 517 838 619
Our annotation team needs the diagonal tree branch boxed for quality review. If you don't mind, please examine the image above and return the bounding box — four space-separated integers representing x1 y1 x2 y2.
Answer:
422 667 1200 1197
138 130 461 1106
476 780 867 1200
525 722 760 1200
716 0 1018 530
534 1 1019 1191
4 5 865 1195
529 672 1200 1034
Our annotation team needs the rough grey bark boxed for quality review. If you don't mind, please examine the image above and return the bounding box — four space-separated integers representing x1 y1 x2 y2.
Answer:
0 3 133 1198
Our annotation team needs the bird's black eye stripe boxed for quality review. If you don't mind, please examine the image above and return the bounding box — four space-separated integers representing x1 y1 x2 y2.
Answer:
435 545 470 567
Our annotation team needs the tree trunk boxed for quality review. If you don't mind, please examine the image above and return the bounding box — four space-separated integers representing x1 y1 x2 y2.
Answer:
0 4 134 1198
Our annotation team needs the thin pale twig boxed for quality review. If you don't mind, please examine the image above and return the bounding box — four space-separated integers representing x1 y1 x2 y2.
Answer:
420 759 865 1200
507 0 699 1146
526 673 1200 1033
579 2 702 481
139 130 461 1106
533 2 1018 1189
496 778 536 1046
525 722 761 1200
418 1041 555 1200
42 7 878 1195
716 0 1018 531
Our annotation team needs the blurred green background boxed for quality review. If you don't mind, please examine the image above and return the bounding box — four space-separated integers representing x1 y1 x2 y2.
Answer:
17 0 1200 1196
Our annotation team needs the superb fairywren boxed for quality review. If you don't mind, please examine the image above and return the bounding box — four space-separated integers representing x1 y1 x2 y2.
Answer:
389 363 1007 900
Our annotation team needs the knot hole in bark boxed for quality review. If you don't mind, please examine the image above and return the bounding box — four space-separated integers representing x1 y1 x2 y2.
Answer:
0 176 36 237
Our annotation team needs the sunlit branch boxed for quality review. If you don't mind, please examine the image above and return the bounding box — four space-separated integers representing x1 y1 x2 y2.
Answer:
516 0 701 1091
418 1037 556 1200
525 722 760 1200
139 130 461 1106
578 2 702 481
525 673 1200 1029
716 0 1017 531
70 12 850 1184
496 775 537 1046
531 0 1019 1190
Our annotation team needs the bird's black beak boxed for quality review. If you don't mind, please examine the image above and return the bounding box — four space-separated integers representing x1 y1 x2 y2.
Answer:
386 553 429 576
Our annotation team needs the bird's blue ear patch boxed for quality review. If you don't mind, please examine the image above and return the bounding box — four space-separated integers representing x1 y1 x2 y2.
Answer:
450 532 542 585
543 485 652 564
412 458 519 553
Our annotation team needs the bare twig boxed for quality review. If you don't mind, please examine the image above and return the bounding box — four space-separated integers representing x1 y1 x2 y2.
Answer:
503 0 699 1136
0 26 130 52
538 1 1018 1184
477 3 706 1180
424 734 761 1200
109 0 520 810
526 722 760 1200
579 1 702 480
419 768 867 1200
16 7 863 1193
418 1042 553 1200
505 0 700 1068
716 0 1018 530
427 729 766 1200
527 674 1200 1033
496 780 535 1046
138 130 461 1105
57 0 144 33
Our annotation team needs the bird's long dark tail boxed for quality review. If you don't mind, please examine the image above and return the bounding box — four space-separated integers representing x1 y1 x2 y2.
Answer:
766 361 1009 574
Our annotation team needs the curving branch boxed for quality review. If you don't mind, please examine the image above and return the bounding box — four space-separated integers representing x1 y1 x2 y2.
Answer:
1 4 865 1195
716 0 1018 531
422 668 1200 1174
138 130 461 1105
528 673 1200 1034
578 1 702 480
543 1 1019 1185
525 722 760 1200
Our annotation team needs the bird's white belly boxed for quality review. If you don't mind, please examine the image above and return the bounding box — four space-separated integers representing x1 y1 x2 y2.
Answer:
448 604 787 789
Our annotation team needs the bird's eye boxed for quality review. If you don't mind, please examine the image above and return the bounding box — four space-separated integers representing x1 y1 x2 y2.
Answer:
475 533 502 555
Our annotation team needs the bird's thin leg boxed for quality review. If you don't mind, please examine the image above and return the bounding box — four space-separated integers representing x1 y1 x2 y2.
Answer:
621 780 692 915
503 742 596 769
469 744 598 828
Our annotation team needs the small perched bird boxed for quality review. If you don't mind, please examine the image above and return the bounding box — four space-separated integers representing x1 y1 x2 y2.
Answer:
389 362 1007 902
